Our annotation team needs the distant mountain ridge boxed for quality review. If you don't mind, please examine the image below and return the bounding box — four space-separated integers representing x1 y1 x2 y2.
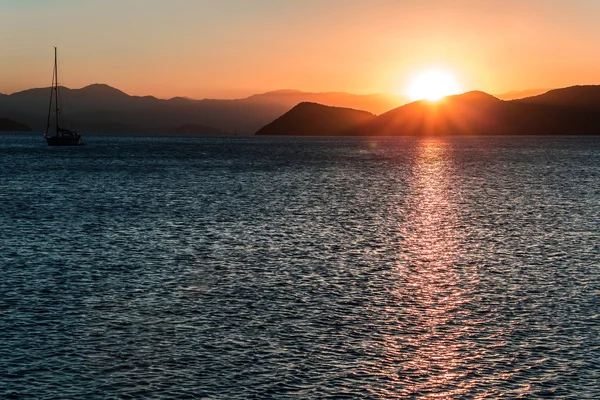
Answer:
256 85 600 136
0 84 404 135
246 90 406 114
4 83 598 136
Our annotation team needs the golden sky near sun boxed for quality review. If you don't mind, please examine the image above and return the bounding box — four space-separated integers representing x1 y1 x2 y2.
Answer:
1 0 600 99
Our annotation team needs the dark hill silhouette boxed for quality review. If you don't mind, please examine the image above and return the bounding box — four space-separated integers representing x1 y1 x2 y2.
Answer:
0 118 31 131
255 102 375 136
0 84 401 135
255 85 600 136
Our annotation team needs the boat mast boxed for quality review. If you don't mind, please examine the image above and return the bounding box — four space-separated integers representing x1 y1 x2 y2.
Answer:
45 47 56 136
54 47 59 133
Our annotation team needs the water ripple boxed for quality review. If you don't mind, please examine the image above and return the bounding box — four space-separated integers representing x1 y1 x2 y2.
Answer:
0 134 598 398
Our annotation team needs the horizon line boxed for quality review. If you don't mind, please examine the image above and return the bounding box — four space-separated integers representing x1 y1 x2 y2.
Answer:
0 82 568 101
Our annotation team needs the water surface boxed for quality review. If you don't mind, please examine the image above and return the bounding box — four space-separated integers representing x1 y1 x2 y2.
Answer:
1 134 599 398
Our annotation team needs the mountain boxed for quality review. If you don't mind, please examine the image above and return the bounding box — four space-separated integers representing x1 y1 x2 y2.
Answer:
494 88 551 100
255 102 375 136
0 118 31 131
5 83 599 136
356 91 503 136
0 84 403 135
255 85 600 136
356 86 600 135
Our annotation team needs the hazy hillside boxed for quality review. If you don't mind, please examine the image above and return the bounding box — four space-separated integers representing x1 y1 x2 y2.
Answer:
0 84 402 135
0 118 31 131
256 102 375 136
245 90 407 115
494 88 551 100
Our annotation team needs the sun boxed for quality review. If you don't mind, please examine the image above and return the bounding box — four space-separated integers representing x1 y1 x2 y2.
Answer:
407 69 461 101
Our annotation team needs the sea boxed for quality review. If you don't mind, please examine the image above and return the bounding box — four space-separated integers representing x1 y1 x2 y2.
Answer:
1 133 599 399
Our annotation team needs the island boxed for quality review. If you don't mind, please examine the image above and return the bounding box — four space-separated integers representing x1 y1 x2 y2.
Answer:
255 102 375 136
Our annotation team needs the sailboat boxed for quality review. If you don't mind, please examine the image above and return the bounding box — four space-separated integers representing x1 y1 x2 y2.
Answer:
44 47 82 146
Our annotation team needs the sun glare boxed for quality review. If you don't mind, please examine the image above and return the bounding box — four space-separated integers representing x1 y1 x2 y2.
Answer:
407 70 461 101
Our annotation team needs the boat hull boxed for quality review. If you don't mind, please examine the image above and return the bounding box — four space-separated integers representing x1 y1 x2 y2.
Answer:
45 135 83 146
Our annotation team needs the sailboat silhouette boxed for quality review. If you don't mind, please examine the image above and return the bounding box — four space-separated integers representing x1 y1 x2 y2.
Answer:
44 47 82 146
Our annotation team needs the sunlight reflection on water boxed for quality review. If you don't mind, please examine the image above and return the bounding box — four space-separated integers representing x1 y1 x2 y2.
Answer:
397 139 476 397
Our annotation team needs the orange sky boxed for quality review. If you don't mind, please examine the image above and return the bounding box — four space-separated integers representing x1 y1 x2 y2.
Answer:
1 0 600 99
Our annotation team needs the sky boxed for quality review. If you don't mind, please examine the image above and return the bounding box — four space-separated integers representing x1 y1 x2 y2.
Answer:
1 0 600 99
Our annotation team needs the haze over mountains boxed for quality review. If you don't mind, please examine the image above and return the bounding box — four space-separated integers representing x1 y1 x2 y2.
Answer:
3 83 599 136
258 86 600 136
493 88 550 101
0 84 405 135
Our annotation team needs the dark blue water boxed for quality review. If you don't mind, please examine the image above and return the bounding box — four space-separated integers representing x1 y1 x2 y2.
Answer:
1 133 599 399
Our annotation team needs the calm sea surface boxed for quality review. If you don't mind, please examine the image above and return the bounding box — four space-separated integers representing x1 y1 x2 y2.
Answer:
1 133 599 399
